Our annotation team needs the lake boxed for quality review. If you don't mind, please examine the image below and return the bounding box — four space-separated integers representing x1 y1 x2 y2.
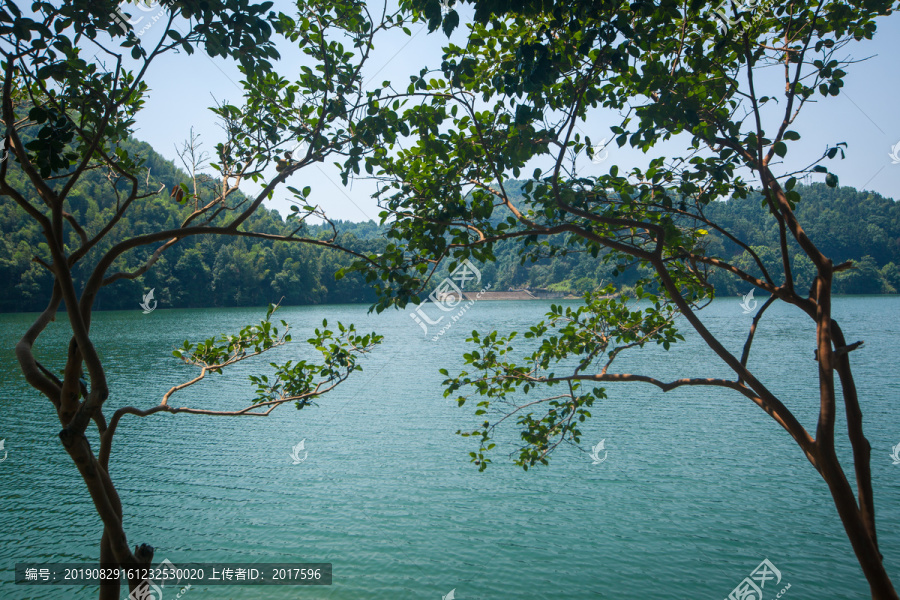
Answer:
1 296 899 599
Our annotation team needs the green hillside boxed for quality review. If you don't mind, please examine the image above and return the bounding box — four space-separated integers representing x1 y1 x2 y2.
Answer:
0 138 382 313
1 138 898 313
468 181 900 297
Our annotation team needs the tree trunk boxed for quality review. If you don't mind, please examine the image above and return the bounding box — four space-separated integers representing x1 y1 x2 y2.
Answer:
57 426 155 599
126 543 156 598
819 457 899 599
98 529 119 600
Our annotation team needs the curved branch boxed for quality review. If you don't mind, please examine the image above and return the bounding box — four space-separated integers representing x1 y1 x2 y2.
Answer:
738 292 777 382
650 255 815 458
831 319 877 550
14 282 63 405
99 376 348 469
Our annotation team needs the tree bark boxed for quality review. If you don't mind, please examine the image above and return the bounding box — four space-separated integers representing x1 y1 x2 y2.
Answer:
818 455 898 599
98 529 119 600
126 543 155 598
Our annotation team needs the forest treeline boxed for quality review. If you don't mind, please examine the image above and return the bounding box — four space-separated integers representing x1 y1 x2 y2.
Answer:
484 181 900 297
1 140 898 313
0 137 383 312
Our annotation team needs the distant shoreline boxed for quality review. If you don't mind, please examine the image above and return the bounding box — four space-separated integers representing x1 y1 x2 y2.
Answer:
430 290 606 301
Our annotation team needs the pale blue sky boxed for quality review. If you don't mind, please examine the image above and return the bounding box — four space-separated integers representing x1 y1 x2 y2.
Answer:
124 1 900 222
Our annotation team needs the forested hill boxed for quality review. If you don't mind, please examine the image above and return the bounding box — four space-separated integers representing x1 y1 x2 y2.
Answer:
1 139 898 314
703 185 900 295
471 181 900 297
0 137 382 313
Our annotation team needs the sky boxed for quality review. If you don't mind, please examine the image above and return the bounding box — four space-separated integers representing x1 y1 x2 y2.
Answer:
118 0 900 223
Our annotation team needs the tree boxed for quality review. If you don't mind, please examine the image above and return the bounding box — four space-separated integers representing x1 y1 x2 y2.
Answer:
0 0 404 597
352 0 900 596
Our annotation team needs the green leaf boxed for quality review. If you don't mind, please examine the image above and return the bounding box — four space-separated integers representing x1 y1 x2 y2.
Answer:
441 11 459 37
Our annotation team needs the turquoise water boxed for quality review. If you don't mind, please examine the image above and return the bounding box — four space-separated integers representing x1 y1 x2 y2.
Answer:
1 296 899 599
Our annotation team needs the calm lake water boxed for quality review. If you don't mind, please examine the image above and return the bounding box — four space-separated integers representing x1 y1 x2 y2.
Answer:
1 296 899 599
